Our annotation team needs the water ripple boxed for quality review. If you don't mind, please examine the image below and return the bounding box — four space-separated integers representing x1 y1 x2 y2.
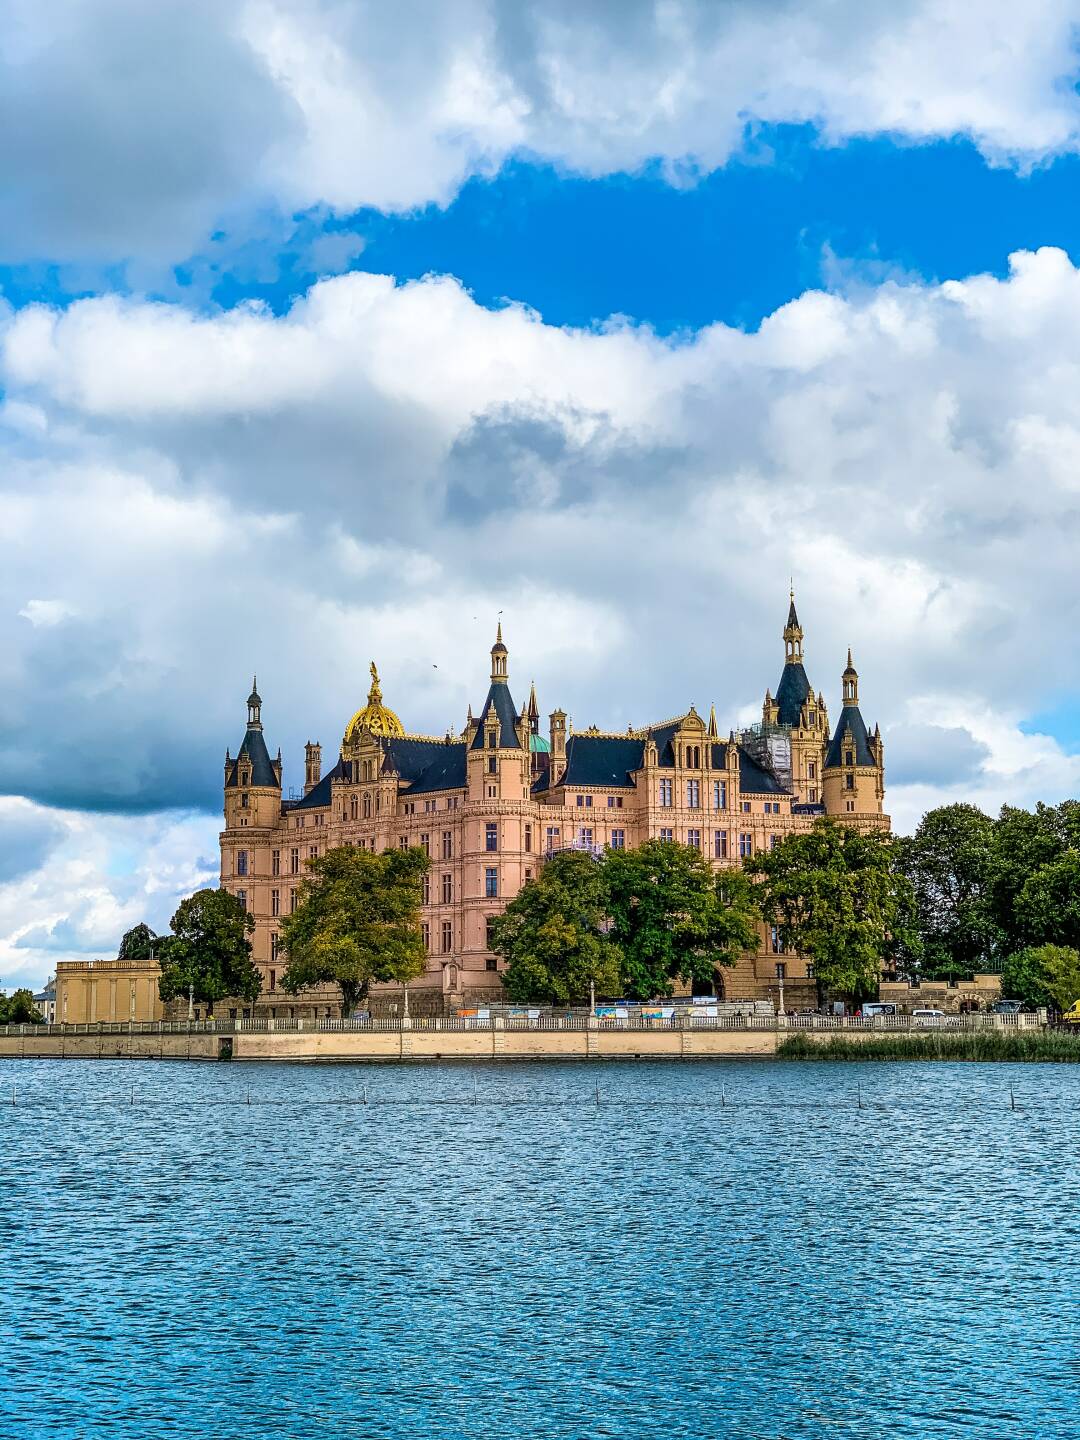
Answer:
1 1058 1077 1439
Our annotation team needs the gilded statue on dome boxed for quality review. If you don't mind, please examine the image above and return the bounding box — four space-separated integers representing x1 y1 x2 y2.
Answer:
344 661 405 743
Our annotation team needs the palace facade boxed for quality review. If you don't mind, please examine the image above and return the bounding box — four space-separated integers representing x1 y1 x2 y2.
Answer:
220 597 888 1015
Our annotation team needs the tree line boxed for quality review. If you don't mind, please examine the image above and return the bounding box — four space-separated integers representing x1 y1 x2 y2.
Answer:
895 800 1080 1009
96 798 1080 1016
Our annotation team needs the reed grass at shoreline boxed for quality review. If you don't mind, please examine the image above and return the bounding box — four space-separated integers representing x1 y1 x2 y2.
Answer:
778 1030 1080 1062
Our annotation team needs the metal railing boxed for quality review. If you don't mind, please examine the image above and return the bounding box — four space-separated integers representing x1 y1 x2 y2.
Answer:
0 1012 1047 1038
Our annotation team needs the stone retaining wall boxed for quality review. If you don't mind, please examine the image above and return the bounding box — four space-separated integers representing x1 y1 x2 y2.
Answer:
1 1026 805 1062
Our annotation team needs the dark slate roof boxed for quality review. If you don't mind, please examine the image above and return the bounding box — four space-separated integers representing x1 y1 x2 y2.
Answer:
470 682 522 750
774 661 812 727
707 741 789 795
825 706 875 768
383 737 458 783
561 735 645 787
400 748 463 794
225 727 278 788
649 721 681 766
737 748 789 795
294 757 345 809
400 742 467 795
296 739 470 806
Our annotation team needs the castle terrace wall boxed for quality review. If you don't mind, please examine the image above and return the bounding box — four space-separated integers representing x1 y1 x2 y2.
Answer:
0 1024 927 1063
0 1013 1041 1064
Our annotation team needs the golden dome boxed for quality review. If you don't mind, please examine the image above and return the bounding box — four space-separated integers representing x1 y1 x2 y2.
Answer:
344 662 405 743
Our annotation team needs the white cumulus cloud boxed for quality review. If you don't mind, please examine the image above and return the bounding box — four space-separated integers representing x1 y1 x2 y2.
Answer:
2 0 1080 262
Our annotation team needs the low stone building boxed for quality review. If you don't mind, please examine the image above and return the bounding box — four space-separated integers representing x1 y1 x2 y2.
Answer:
55 958 165 1024
879 975 1002 1014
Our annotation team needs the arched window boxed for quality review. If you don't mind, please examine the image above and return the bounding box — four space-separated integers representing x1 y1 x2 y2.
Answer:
350 795 358 820
363 793 371 819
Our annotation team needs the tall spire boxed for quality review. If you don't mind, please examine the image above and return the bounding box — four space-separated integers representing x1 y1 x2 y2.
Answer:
842 649 859 706
528 680 539 733
708 703 718 739
490 621 508 684
783 590 803 666
247 676 262 729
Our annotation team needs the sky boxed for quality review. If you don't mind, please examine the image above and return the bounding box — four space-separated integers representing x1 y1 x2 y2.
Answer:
4 0 1080 990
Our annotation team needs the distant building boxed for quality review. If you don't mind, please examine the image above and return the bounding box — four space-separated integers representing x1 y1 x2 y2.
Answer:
220 596 888 1015
32 975 56 1024
54 960 164 1024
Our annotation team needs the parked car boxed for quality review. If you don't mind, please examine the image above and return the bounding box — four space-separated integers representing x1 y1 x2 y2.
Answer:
1062 1001 1080 1026
991 999 1025 1015
911 1008 946 1027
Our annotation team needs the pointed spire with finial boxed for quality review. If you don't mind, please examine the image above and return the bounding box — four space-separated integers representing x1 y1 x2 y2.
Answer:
246 676 262 729
783 589 803 665
490 620 508 683
842 648 859 706
708 703 718 739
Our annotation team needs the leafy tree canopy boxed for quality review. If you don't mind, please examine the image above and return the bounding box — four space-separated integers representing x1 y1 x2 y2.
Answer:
490 850 620 1006
605 840 759 1000
896 804 1001 980
0 989 44 1025
118 922 158 961
746 819 916 1000
1014 851 1080 952
278 845 429 1015
1001 945 1080 1011
988 800 1080 952
158 888 259 1013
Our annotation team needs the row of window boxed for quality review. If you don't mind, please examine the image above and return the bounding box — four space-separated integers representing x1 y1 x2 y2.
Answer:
413 796 460 813
574 794 625 809
238 846 321 878
771 961 815 980
241 821 796 879
658 779 734 809
243 820 801 882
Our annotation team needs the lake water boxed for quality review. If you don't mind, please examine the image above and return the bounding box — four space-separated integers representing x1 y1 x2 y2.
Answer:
2 1057 1078 1439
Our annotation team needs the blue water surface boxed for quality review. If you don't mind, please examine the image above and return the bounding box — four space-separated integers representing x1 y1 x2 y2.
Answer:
2 1058 1077 1439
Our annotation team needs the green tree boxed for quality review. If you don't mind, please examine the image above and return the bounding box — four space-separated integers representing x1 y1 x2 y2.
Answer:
604 839 759 1000
490 850 620 1006
896 804 1001 980
118 922 158 961
158 888 260 1015
1001 944 1080 1011
278 845 429 1015
988 801 1080 952
1014 851 1080 951
0 989 44 1024
746 818 916 1001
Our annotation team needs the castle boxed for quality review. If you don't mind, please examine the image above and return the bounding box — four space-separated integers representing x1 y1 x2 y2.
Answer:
220 597 887 1016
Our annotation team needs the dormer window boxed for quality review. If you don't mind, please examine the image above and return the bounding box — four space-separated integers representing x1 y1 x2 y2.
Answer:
240 768 250 787
845 750 854 767
487 728 497 749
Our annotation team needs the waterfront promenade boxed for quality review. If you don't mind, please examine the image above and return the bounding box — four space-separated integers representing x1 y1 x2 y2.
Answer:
0 1011 1043 1062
